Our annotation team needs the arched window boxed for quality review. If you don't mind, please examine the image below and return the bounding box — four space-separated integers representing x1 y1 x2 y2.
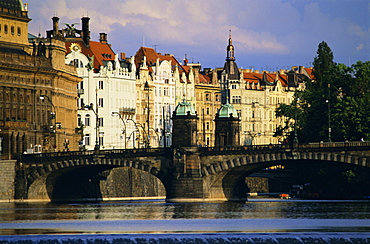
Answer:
17 27 21 36
4 24 8 34
11 26 14 35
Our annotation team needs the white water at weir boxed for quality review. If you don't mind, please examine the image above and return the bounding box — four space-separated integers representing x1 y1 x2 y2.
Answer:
1 233 370 244
0 218 369 234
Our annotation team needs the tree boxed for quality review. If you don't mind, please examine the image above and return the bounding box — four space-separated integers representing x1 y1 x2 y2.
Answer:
275 42 370 143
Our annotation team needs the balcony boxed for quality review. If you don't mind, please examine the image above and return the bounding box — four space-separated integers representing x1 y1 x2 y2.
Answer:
0 120 28 129
119 107 136 114
77 89 84 95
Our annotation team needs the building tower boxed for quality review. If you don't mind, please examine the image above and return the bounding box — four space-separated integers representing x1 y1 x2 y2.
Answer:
220 30 241 104
171 98 198 148
214 99 240 147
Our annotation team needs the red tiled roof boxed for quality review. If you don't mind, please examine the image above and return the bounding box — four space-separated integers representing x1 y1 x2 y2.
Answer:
305 67 315 80
65 40 115 71
134 46 186 74
198 73 211 84
243 72 289 89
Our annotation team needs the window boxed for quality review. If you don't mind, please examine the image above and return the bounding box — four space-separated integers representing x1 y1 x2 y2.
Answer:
205 94 210 101
98 98 104 107
99 136 104 146
206 108 210 115
77 114 81 126
231 84 237 89
164 87 169 96
99 80 104 89
232 96 241 103
17 27 21 36
85 114 90 126
206 122 210 130
84 134 90 145
4 24 8 34
98 117 104 127
215 94 220 102
11 26 14 35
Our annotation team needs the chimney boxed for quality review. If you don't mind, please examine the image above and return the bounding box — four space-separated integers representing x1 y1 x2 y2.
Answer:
183 54 189 66
81 17 90 46
120 52 126 60
99 33 108 44
52 16 59 35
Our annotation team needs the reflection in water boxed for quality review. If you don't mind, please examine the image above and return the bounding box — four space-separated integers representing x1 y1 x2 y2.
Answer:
0 200 369 235
0 200 369 222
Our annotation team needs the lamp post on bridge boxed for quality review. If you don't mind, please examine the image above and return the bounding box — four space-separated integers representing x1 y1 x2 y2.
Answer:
293 97 299 147
84 103 99 151
144 80 151 148
39 94 56 151
111 112 127 149
127 119 147 149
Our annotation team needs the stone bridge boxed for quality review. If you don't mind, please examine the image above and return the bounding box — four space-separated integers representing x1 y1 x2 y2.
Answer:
10 142 370 202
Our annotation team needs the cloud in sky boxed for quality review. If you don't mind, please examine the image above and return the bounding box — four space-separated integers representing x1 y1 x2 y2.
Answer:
26 0 369 70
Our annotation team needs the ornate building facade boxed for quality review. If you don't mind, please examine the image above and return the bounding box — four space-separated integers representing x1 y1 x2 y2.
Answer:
0 1 81 159
194 68 221 147
60 17 137 150
219 31 310 145
134 47 196 148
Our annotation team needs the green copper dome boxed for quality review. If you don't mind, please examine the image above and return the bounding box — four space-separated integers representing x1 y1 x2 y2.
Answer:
218 101 238 118
174 99 196 116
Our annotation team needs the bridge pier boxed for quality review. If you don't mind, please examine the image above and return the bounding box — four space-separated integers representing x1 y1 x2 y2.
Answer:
166 148 247 202
0 160 17 201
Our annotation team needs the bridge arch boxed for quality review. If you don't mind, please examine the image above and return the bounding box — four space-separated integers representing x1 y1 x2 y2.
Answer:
26 157 166 201
201 151 370 201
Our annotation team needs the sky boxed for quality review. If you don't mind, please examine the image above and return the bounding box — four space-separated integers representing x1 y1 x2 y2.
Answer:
25 0 369 71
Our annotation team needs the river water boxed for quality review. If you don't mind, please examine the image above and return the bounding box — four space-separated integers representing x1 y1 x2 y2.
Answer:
0 199 369 243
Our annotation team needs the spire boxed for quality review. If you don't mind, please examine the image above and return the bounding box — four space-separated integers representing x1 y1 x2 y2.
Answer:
226 28 235 61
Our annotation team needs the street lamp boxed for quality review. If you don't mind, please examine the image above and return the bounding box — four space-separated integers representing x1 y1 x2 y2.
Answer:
40 94 56 151
84 103 100 150
326 82 332 142
293 97 299 146
112 112 127 149
144 80 150 148
127 119 147 148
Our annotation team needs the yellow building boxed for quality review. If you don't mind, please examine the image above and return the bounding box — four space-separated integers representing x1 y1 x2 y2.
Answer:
0 1 81 159
194 69 221 147
219 32 310 146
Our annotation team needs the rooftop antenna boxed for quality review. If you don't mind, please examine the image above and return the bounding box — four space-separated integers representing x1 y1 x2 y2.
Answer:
38 25 42 37
142 35 145 47
152 44 159 52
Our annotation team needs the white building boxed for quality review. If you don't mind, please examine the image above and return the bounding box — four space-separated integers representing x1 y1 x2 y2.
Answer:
64 27 137 150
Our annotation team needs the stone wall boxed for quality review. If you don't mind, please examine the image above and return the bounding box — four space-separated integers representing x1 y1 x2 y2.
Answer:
246 177 269 193
0 160 16 201
99 167 166 199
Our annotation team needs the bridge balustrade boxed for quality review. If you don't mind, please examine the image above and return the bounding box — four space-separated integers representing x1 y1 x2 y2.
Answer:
18 141 370 162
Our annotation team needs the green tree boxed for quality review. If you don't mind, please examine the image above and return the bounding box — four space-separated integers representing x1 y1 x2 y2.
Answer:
275 42 370 143
333 61 370 141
